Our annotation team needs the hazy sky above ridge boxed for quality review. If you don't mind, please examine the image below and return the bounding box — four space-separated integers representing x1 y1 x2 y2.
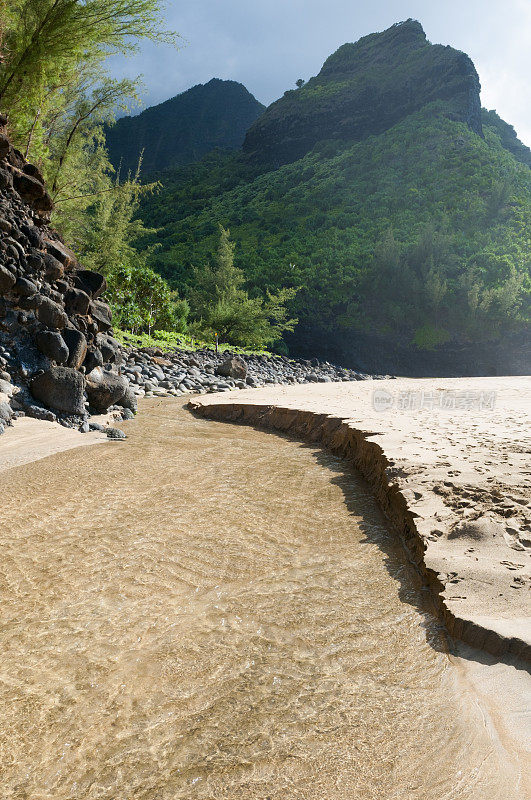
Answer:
108 0 531 145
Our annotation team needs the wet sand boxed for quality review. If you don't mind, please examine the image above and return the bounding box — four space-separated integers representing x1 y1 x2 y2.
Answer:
0 399 527 798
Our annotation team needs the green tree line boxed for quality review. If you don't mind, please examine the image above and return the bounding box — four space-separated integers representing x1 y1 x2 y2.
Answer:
0 1 295 348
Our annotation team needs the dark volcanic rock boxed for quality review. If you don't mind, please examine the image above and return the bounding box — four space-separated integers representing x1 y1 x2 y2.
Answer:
0 125 118 427
98 334 121 364
45 239 77 269
13 277 38 297
42 252 64 281
90 299 112 331
31 366 86 415
0 264 16 293
65 288 91 316
84 347 104 371
13 170 46 202
106 426 126 440
62 327 87 369
120 386 138 413
0 400 12 423
85 366 128 412
36 297 68 329
35 330 69 365
215 356 248 379
73 269 106 298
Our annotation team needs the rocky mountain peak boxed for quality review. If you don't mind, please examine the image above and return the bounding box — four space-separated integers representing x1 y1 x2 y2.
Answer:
243 20 483 167
320 19 427 77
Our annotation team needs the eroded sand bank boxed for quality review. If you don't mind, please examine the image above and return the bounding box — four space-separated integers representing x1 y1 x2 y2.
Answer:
190 377 531 783
190 377 531 660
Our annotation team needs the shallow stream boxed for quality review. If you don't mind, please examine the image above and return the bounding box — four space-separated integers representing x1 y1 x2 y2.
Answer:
0 400 520 798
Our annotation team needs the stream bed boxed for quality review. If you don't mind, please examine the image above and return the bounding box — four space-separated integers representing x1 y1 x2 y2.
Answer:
0 400 520 799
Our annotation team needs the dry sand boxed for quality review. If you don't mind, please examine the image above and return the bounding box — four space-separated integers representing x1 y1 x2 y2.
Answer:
0 412 123 474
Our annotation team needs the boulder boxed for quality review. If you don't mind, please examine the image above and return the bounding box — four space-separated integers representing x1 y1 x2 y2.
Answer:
23 163 44 184
62 327 87 369
0 265 16 294
0 133 10 160
25 252 43 272
107 427 126 440
215 356 248 380
13 170 45 202
0 167 13 191
42 252 64 281
90 299 112 331
65 288 90 316
85 366 128 412
13 277 38 297
120 386 138 413
17 292 43 311
0 401 12 423
31 192 54 217
45 239 77 269
30 366 86 415
97 333 121 364
35 330 69 365
36 297 68 329
0 378 13 396
83 347 104 372
73 269 106 298
20 223 42 249
25 404 56 422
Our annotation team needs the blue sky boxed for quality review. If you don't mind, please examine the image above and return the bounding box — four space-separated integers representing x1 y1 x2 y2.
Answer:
108 0 531 145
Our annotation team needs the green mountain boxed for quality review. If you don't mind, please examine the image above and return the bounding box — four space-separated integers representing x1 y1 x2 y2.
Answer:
138 20 530 373
105 78 265 176
243 18 483 167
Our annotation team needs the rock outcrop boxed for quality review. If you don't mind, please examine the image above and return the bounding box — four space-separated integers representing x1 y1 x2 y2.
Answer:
243 19 483 166
0 117 133 428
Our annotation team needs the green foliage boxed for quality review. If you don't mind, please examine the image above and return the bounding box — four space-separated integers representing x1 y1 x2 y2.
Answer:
189 227 298 348
413 325 450 350
0 0 189 340
139 107 531 346
0 0 178 222
71 159 159 271
114 327 272 356
106 263 189 335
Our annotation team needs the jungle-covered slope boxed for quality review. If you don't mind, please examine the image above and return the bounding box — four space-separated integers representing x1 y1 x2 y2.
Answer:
106 79 265 176
137 21 530 370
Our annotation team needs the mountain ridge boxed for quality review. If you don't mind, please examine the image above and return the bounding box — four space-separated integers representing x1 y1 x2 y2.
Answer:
105 78 265 176
242 19 484 167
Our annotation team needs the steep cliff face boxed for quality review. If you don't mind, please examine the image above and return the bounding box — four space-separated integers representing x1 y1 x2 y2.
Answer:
481 108 531 166
243 19 483 166
106 79 265 176
0 118 135 428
